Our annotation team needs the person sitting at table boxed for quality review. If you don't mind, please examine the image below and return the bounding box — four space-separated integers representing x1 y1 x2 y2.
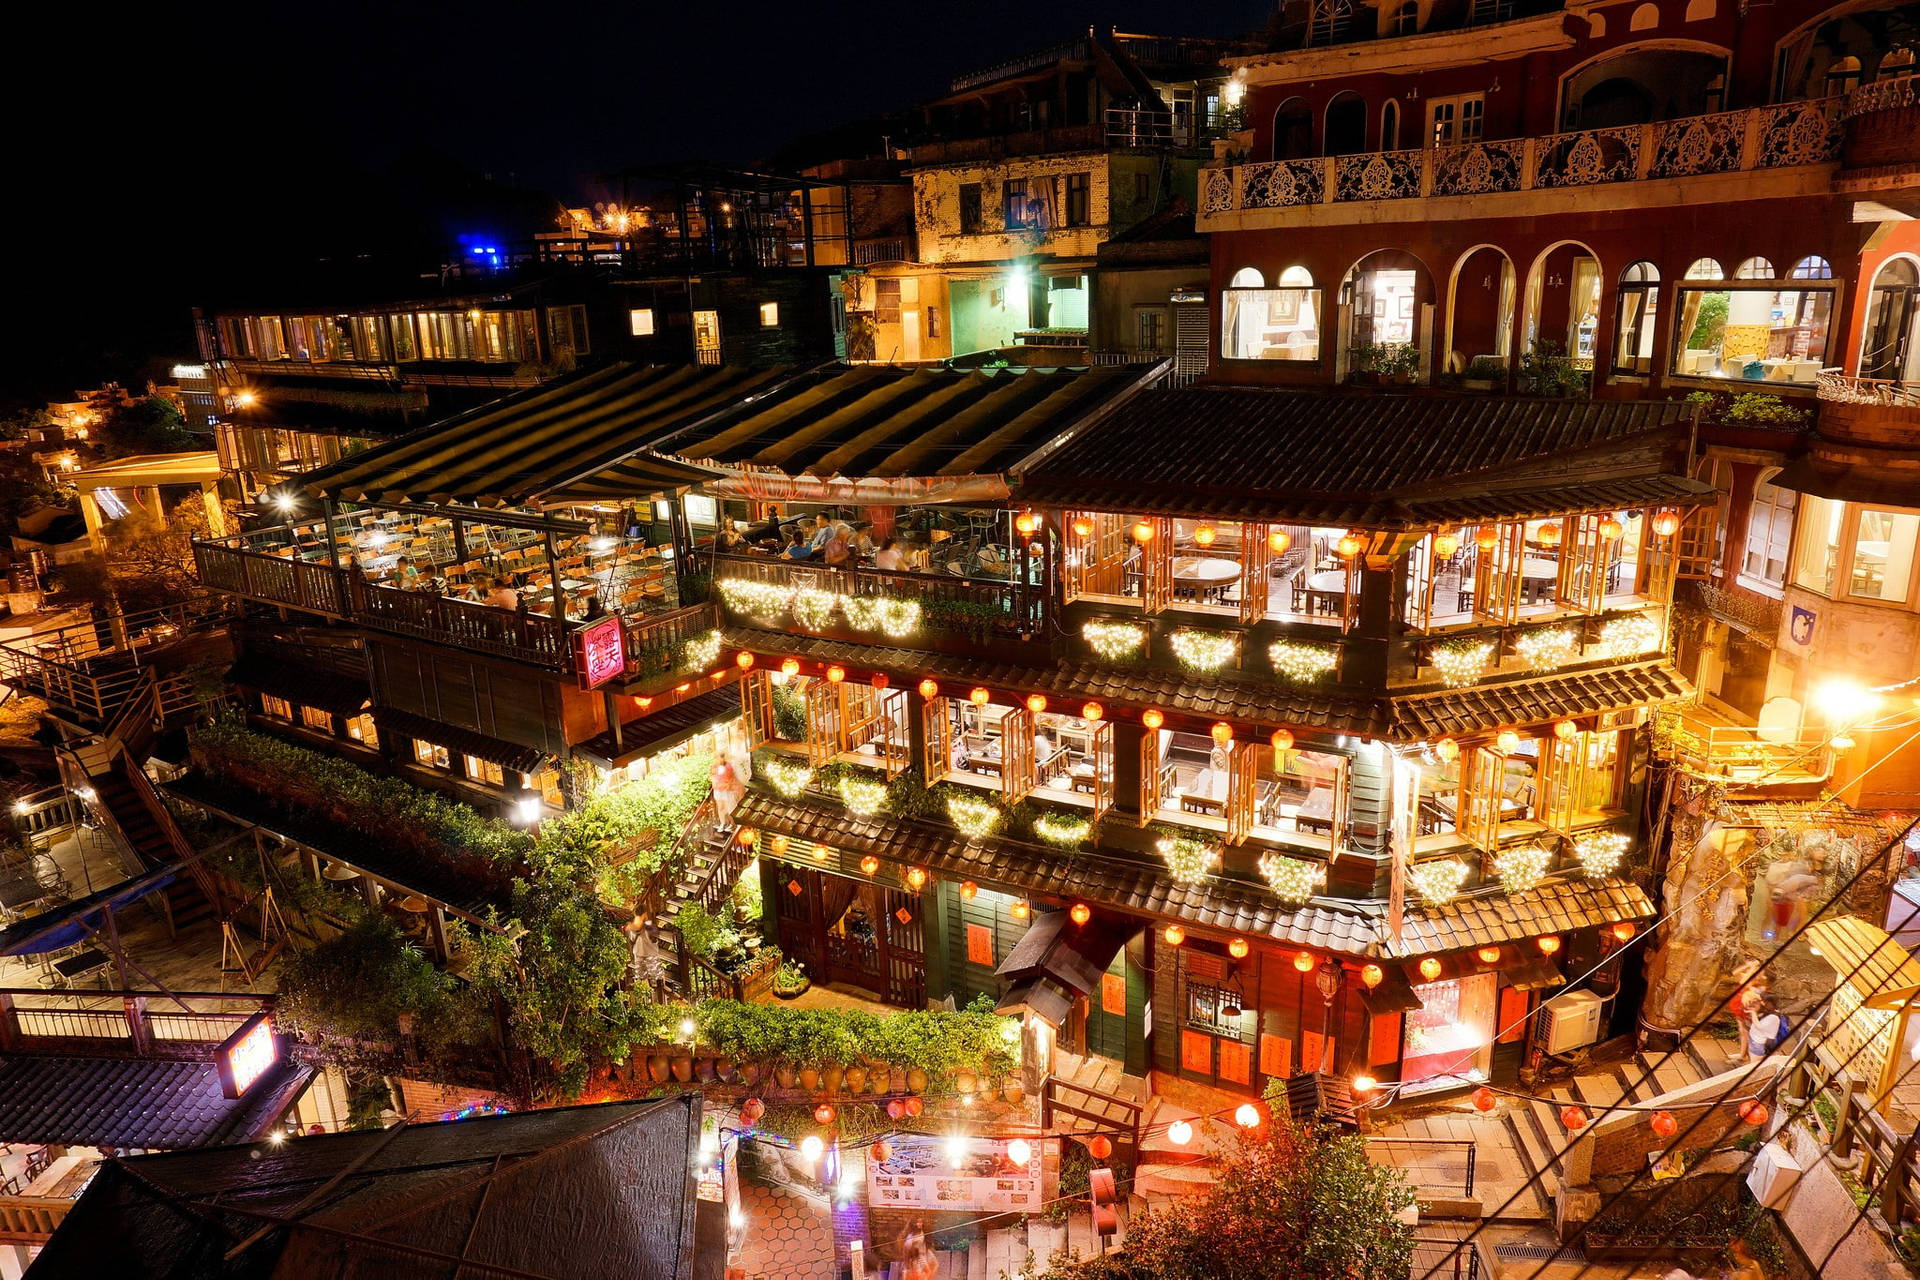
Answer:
822 523 852 568
872 536 904 571
391 555 421 591
850 523 878 558
476 574 520 610
781 530 813 561
807 514 835 552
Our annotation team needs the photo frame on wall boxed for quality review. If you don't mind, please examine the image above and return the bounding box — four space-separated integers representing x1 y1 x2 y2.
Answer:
1397 295 1415 319
1268 293 1301 324
1372 297 1387 318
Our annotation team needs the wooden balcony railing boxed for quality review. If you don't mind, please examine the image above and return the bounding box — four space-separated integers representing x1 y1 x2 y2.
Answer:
194 538 348 617
351 578 571 669
0 601 226 729
0 1193 70 1246
1200 99 1843 222
0 990 271 1059
711 553 1042 641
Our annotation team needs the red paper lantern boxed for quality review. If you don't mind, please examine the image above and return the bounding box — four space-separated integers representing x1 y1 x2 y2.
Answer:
1653 510 1682 537
870 1141 892 1162
1471 1086 1497 1113
1131 519 1156 544
1087 1135 1113 1160
1553 719 1577 741
1163 924 1185 946
1651 1110 1678 1139
1268 529 1292 555
741 1098 765 1124
1010 899 1029 920
918 678 939 701
1293 950 1315 973
1475 526 1501 551
1081 702 1104 722
1015 511 1039 537
1228 937 1250 960
1419 957 1443 982
1026 694 1048 714
1538 935 1562 956
736 651 755 669
1612 922 1637 942
886 1100 905 1120
905 1097 923 1117
1210 721 1234 745
815 1104 836 1125
871 673 889 690
780 656 801 677
1070 902 1092 926
769 834 789 856
959 880 979 900
970 687 991 706
860 856 880 876
1561 1105 1588 1131
1271 728 1294 752
1143 708 1165 730
1193 523 1216 547
1360 963 1384 988
1476 946 1501 964
1435 738 1460 762
1071 516 1094 539
1739 1099 1769 1126
826 664 846 683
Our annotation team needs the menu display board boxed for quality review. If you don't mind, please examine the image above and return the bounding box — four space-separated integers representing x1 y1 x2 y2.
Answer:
868 1136 1042 1212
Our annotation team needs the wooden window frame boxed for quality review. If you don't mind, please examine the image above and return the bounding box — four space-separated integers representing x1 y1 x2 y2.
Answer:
1089 720 1115 822
740 669 774 746
804 680 840 766
1139 729 1163 827
1141 517 1174 614
1000 706 1036 804
1555 514 1608 613
921 697 952 782
1225 740 1259 846
1474 523 1526 624
1239 522 1270 625
1458 747 1504 852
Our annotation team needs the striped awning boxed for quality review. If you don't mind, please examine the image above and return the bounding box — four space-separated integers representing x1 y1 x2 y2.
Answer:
298 363 773 506
644 363 1148 483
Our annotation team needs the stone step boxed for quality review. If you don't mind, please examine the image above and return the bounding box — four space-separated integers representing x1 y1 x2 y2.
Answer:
1637 1050 1701 1100
1134 1160 1216 1198
1688 1033 1738 1079
1504 1108 1562 1202
1571 1068 1626 1112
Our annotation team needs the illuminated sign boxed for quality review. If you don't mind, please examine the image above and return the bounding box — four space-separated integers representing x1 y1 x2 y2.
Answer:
217 1012 281 1099
869 1136 1041 1212
574 616 627 690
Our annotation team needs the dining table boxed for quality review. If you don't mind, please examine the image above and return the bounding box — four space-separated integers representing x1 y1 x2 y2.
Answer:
1172 556 1242 601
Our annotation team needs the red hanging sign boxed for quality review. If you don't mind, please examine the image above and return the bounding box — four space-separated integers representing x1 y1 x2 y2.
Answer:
574 616 627 690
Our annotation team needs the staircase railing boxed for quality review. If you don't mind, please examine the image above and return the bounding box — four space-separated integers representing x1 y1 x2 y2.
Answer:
1042 1074 1144 1150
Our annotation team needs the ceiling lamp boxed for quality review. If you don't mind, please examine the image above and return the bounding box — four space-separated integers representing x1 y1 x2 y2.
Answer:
1131 520 1155 544
1268 528 1292 554
1193 523 1216 547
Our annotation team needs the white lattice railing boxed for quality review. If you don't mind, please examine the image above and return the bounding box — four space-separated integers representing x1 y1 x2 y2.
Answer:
1199 98 1842 219
1816 370 1920 405
1843 74 1920 119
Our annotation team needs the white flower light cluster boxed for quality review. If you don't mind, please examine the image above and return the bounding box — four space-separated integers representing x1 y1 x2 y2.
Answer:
1597 614 1661 659
1033 813 1092 847
681 629 723 672
1495 845 1551 895
838 776 889 817
718 578 792 617
1156 836 1219 884
1081 620 1146 661
1514 627 1579 671
1169 629 1237 673
793 587 837 631
1408 858 1469 907
947 794 1003 841
1430 640 1495 688
1258 853 1326 906
842 596 922 638
762 759 816 797
1574 831 1630 878
1269 640 1339 684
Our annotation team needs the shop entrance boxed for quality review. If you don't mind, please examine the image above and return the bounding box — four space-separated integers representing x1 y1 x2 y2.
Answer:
772 864 926 1008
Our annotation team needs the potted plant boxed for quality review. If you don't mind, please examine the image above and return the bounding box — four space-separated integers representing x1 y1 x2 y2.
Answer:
1518 340 1588 397
1346 342 1383 386
773 961 811 1000
1462 355 1505 392
1382 343 1422 386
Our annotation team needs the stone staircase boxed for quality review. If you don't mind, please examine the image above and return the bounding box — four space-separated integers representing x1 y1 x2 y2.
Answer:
1504 1033 1744 1211
888 1207 1132 1280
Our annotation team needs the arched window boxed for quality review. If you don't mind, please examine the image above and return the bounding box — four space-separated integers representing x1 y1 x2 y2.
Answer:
1613 261 1660 375
1325 92 1368 157
1222 265 1321 362
1381 100 1401 150
1273 98 1314 161
1789 255 1833 280
1860 257 1920 381
1883 48 1916 76
1684 258 1724 281
1825 55 1863 97
1734 256 1775 280
1393 1 1419 35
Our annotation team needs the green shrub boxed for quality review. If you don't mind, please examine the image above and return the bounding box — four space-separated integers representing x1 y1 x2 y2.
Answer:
689 994 1016 1078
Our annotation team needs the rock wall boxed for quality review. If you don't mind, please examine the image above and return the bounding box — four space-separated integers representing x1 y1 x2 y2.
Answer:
1641 779 1756 1038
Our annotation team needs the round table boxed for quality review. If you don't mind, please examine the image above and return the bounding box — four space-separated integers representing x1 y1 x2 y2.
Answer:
1173 557 1242 586
1520 557 1559 583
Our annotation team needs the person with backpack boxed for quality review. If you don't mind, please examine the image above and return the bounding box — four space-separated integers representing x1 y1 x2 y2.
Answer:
1746 994 1790 1058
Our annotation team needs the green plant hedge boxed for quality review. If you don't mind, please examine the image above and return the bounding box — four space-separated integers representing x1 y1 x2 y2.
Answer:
690 994 1017 1078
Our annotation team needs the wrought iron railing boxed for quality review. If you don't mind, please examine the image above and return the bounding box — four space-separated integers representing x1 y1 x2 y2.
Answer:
1200 99 1843 220
1843 74 1920 118
1816 370 1920 405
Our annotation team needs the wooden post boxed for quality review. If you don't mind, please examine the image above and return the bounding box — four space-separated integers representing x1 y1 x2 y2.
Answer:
1835 1077 1859 1160
544 529 565 625
604 689 624 751
0 993 19 1053
321 499 342 572
124 995 152 1056
1884 1132 1916 1227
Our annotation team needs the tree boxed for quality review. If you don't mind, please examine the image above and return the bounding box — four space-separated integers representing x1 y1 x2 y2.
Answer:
100 498 208 611
1038 1116 1415 1280
89 389 198 458
1687 292 1730 351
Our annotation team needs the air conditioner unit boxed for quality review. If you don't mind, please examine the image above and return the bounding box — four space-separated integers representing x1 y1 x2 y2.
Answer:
1542 989 1605 1055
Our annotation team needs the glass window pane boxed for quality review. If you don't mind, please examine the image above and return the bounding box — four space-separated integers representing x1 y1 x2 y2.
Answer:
1794 495 1844 595
1221 288 1321 361
1850 509 1919 601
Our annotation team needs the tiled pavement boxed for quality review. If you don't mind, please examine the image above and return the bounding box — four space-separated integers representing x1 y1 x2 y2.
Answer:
736 1176 837 1279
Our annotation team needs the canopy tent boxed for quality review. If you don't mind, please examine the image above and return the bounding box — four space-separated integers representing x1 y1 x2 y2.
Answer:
297 362 755 507
599 363 1151 505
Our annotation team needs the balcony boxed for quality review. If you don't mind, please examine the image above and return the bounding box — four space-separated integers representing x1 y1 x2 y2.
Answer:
1198 99 1843 230
907 123 1107 168
1838 75 1920 182
1814 372 1920 446
1657 706 1834 793
710 552 1045 653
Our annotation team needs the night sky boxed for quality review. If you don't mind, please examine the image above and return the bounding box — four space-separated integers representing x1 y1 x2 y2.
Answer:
9 0 1267 406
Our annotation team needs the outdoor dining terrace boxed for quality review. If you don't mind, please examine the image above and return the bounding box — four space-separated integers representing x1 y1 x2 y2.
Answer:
194 507 690 671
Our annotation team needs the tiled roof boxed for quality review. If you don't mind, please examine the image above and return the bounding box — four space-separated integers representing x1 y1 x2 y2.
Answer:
736 790 1383 953
0 1054 309 1150
1383 878 1655 958
372 707 550 774
728 628 1690 741
739 791 1652 961
573 684 742 768
1388 663 1693 738
33 1096 702 1280
1015 387 1703 525
226 654 370 715
648 363 1146 479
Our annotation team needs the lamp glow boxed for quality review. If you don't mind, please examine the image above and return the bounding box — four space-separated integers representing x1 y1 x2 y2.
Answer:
1167 1120 1192 1146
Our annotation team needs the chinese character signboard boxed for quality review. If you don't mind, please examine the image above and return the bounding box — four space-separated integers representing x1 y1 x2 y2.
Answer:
574 616 627 690
868 1135 1043 1212
217 1012 281 1099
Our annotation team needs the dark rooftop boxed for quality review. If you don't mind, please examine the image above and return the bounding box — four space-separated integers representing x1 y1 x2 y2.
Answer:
30 1096 704 1280
573 683 742 768
0 1054 309 1151
1015 387 1707 525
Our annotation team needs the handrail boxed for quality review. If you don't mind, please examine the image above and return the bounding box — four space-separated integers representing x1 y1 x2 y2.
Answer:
1816 370 1920 405
1041 1073 1144 1150
1366 1136 1478 1197
1201 97 1844 219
